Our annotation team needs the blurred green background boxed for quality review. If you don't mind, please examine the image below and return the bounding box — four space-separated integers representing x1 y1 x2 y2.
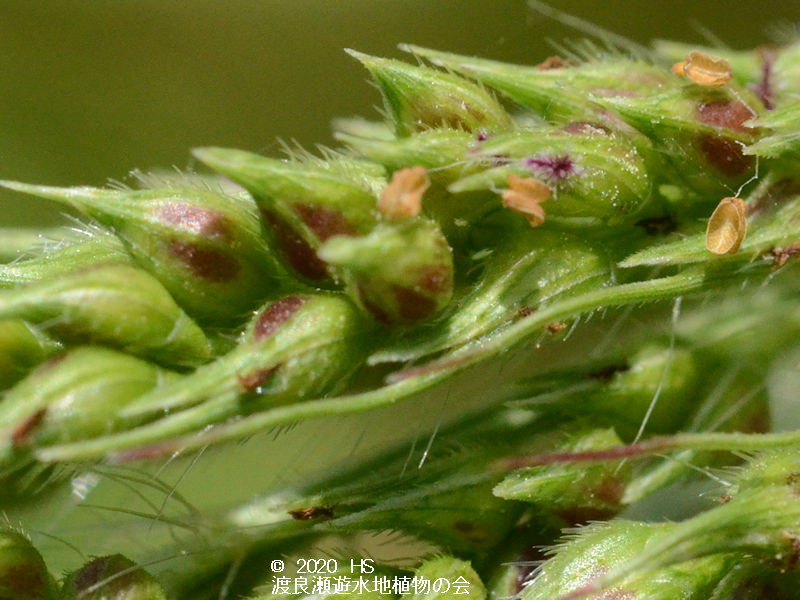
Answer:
2 0 799 224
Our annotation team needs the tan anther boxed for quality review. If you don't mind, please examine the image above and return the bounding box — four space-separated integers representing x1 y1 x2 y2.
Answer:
501 174 551 228
671 51 732 86
706 197 747 255
378 166 429 220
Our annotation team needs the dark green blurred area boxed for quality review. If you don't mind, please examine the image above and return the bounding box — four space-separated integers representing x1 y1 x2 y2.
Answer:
1 0 798 224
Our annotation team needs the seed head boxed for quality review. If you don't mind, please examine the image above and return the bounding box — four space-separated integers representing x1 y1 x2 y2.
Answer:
745 98 800 161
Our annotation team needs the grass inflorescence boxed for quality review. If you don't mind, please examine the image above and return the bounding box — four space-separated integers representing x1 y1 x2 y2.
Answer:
3 10 800 600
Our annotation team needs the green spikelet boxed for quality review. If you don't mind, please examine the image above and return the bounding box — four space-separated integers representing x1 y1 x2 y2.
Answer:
0 321 60 391
192 147 380 284
0 346 175 470
0 264 212 367
402 45 672 124
0 226 132 288
0 182 284 324
448 125 654 225
406 555 487 600
59 554 166 600
346 50 513 136
0 530 56 600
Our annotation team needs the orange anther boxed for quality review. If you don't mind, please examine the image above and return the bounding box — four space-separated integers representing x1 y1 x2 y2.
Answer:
672 51 732 86
501 174 551 228
378 166 429 220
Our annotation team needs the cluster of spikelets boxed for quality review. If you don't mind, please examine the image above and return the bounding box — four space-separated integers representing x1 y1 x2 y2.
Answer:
5 27 800 600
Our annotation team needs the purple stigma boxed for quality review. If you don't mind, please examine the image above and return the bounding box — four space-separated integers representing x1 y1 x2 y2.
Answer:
524 154 579 182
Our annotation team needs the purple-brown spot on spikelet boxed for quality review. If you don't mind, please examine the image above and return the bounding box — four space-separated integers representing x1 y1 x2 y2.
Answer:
698 137 752 176
411 96 490 131
262 210 329 281
253 296 307 341
394 286 438 322
11 409 47 447
238 365 280 392
293 204 357 241
168 240 240 282
112 442 182 463
771 244 800 268
156 203 233 241
594 476 626 505
418 264 452 294
695 99 755 176
357 286 392 325
785 472 800 494
697 99 753 132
